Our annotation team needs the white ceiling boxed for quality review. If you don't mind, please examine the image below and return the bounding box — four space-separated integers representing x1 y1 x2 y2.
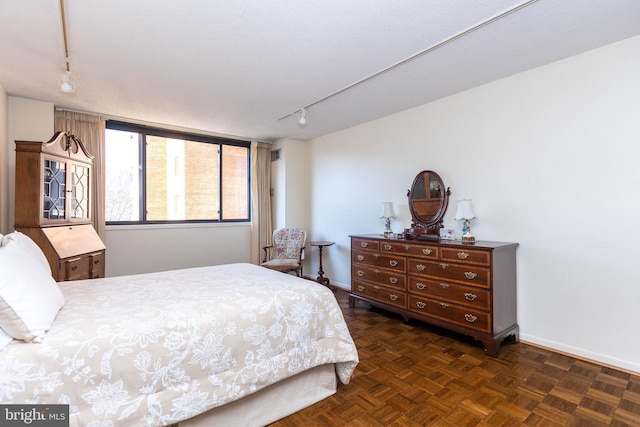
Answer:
1 0 639 142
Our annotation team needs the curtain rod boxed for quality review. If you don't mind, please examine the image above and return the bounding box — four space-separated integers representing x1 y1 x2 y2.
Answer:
54 107 269 144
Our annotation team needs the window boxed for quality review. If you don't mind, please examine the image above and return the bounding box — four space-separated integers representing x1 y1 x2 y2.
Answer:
105 121 250 224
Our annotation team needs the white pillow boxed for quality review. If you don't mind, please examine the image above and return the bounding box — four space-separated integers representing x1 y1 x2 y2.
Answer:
2 231 51 276
0 327 13 351
0 239 65 342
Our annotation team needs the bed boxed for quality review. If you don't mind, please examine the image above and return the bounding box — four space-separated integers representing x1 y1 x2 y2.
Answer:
0 231 359 427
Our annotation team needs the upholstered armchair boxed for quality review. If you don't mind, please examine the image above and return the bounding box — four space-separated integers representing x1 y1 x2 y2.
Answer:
261 228 307 277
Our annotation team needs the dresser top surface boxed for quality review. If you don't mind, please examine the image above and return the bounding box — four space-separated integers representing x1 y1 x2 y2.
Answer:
349 234 518 249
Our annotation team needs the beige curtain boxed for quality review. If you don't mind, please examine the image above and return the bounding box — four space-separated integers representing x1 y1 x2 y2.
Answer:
54 110 106 240
250 140 272 264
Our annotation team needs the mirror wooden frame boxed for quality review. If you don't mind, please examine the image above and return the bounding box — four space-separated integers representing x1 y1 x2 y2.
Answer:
406 170 451 236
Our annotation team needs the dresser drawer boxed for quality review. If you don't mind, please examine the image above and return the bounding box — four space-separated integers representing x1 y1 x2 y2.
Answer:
352 250 406 272
352 279 406 309
89 251 105 278
440 248 490 266
352 265 405 290
380 241 439 259
352 238 379 252
408 295 491 333
408 277 490 311
63 256 91 280
408 259 490 288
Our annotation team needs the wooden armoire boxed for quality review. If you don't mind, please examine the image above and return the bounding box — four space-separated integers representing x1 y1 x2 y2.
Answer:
14 132 105 281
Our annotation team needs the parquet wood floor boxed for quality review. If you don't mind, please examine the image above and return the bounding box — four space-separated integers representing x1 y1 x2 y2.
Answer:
270 290 640 426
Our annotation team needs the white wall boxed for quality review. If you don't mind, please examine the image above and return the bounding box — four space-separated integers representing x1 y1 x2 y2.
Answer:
271 138 309 231
105 224 250 276
6 97 54 234
306 35 640 373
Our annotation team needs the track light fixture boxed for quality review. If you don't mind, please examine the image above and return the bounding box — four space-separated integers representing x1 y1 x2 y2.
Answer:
278 0 537 127
60 70 75 93
59 0 76 94
297 108 307 127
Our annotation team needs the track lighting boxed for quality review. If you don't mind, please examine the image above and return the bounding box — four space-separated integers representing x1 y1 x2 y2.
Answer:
60 70 75 93
297 108 307 127
58 0 76 94
278 0 537 127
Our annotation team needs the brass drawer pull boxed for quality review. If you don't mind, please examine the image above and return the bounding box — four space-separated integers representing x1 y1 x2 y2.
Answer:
357 285 365 291
416 301 426 309
373 285 381 290
440 263 449 269
422 248 432 255
360 242 369 248
403 245 410 250
383 244 392 250
439 283 449 289
389 260 398 267
465 314 478 323
416 282 426 290
464 272 478 280
94 260 100 265
373 269 380 274
357 255 364 261
389 277 398 284
457 252 470 259
357 270 365 277
465 292 477 301
71 266 78 271
440 303 449 308
416 264 426 271
373 253 380 258
389 294 398 301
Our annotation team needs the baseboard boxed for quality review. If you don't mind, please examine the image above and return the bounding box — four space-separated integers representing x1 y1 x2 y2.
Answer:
520 335 640 376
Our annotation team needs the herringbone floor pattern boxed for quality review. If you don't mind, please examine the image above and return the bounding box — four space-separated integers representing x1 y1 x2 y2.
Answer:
270 290 640 426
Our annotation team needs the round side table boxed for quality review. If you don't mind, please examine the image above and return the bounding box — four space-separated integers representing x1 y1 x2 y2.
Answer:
309 241 335 288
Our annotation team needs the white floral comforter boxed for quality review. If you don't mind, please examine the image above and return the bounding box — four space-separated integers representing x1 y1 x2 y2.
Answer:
0 263 359 427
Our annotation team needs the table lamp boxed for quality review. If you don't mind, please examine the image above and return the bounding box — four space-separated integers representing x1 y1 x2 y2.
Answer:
380 202 396 237
454 199 476 244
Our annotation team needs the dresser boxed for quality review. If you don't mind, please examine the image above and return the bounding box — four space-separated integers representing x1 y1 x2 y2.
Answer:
15 132 106 281
350 234 518 356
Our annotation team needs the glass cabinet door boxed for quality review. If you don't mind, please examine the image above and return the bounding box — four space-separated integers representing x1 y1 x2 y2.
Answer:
43 159 67 220
71 163 90 219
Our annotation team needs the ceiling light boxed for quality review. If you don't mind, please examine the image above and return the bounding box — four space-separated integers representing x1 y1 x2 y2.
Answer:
59 0 76 94
60 70 75 93
297 108 307 127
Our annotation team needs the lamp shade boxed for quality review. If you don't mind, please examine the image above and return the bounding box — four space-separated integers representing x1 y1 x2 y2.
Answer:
60 71 75 93
454 199 476 220
380 202 396 219
297 108 307 127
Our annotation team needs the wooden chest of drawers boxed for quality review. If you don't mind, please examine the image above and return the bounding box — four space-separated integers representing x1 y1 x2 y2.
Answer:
350 234 518 356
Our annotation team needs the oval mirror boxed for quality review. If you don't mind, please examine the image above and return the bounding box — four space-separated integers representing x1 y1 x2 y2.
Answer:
407 170 450 235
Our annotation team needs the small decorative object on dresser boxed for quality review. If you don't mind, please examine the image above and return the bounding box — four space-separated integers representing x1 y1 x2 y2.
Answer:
380 202 396 237
455 199 477 244
14 132 106 281
439 228 455 241
352 171 518 356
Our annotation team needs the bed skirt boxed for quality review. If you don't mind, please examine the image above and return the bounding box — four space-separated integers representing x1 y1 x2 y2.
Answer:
177 363 337 426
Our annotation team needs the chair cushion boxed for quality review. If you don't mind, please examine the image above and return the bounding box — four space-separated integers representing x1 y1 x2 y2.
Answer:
261 259 301 272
